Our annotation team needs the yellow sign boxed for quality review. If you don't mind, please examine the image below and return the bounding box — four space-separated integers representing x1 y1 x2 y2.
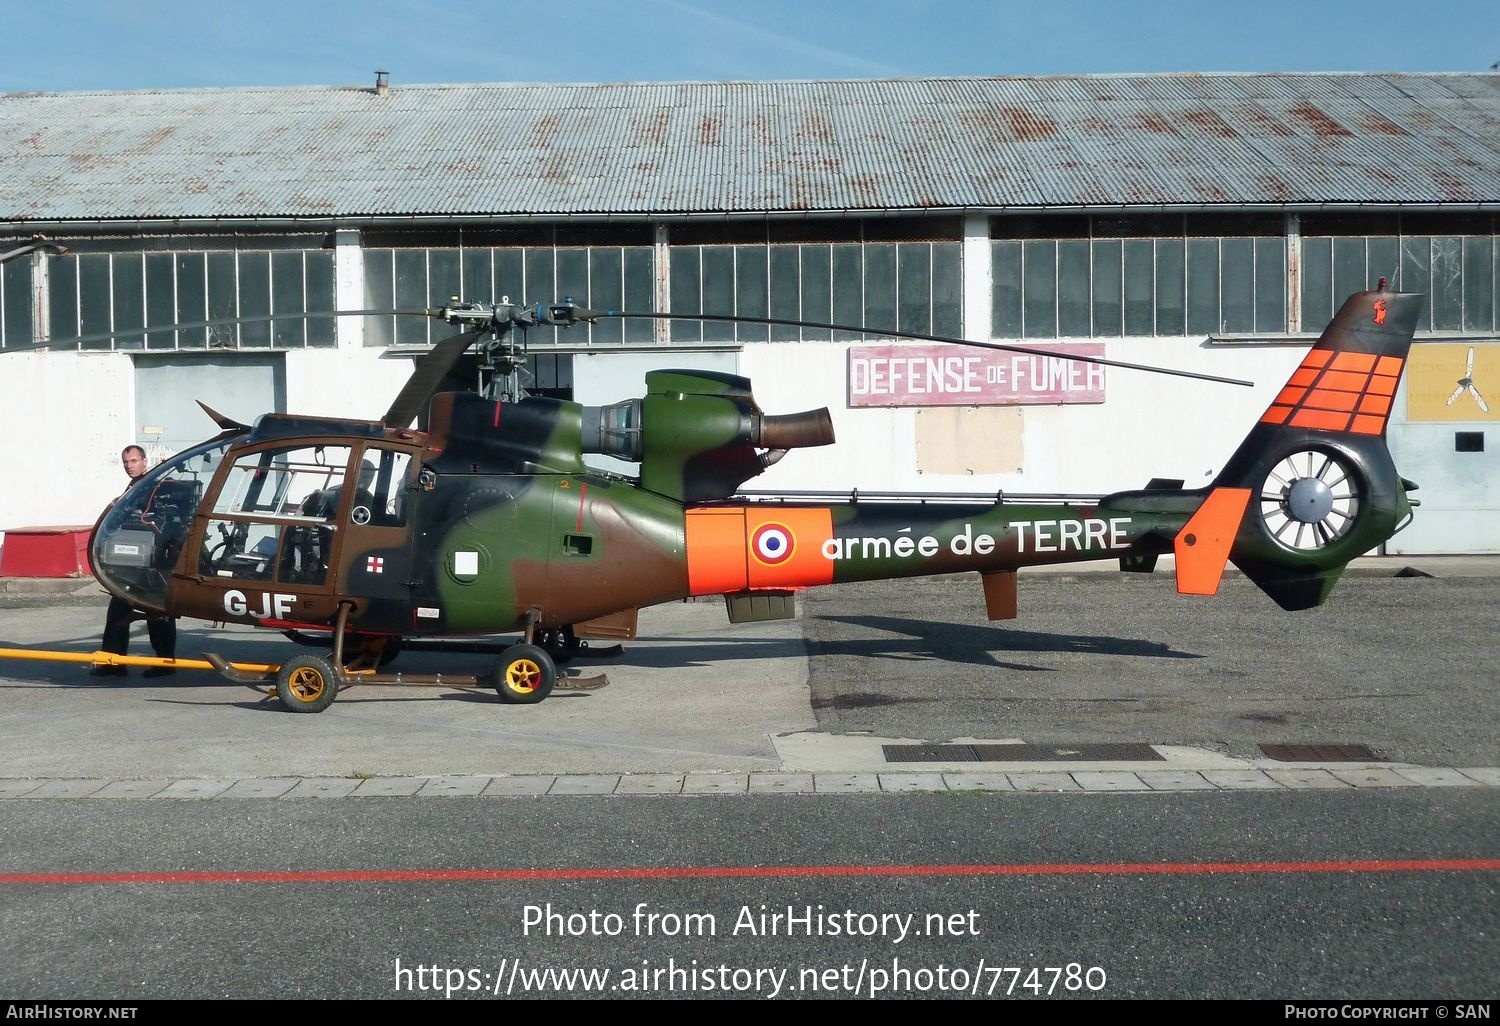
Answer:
1405 342 1498 422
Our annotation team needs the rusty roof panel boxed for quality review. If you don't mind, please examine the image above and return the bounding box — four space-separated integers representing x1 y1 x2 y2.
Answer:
1 73 1497 223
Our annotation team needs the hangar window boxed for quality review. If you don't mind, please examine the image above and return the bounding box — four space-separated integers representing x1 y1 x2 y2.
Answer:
43 246 335 350
665 241 963 344
362 245 656 348
1300 234 1496 334
990 214 1287 338
0 254 33 350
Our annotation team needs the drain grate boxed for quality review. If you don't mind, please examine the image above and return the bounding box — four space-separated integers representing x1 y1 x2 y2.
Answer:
883 744 979 763
1260 744 1384 762
883 743 1162 763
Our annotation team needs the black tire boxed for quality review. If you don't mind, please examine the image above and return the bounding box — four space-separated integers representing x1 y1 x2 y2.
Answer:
540 625 580 665
494 644 556 705
276 654 341 713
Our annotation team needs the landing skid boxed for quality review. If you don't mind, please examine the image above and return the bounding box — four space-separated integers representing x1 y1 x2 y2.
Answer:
206 652 609 700
282 630 625 661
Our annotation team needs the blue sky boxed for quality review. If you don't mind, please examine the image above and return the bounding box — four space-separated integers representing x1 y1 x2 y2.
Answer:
1 0 1496 92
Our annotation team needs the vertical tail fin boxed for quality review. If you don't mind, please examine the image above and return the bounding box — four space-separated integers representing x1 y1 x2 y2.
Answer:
1190 287 1425 609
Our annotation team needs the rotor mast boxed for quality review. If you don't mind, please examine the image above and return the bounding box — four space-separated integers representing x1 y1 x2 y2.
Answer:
427 298 581 403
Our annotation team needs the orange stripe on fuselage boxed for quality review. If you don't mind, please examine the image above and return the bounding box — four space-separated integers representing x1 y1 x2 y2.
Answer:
684 507 835 596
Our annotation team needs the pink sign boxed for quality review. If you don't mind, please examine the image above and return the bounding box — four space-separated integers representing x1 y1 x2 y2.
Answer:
848 343 1107 407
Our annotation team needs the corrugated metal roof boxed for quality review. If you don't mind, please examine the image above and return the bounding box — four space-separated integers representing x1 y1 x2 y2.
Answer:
1 73 1497 223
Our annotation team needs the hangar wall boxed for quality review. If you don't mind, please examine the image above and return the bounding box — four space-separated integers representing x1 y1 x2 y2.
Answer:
3 215 1498 555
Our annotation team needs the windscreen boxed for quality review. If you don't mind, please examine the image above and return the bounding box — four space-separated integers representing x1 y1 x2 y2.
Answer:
90 434 237 611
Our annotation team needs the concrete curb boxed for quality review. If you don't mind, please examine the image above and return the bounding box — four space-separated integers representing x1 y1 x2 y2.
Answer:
2 765 1496 799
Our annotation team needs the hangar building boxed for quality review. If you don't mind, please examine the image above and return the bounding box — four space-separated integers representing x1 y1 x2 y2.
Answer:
1 71 1497 554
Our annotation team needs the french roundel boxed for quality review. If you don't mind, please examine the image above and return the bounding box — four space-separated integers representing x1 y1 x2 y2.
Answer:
751 523 795 565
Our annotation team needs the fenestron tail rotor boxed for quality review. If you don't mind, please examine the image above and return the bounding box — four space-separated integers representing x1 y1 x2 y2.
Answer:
1257 448 1363 552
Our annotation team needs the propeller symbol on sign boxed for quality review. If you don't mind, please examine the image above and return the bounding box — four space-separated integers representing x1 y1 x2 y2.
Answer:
1446 347 1490 414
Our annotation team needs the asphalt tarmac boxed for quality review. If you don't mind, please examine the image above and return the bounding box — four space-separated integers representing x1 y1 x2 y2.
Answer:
0 556 1495 792
2 559 1496 1001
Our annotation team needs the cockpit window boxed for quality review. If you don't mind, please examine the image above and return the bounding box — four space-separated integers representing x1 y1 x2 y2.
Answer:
214 445 353 518
200 444 354 585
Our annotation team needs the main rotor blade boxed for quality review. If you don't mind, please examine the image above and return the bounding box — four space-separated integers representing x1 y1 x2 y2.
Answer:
0 309 429 355
381 329 482 428
599 310 1254 388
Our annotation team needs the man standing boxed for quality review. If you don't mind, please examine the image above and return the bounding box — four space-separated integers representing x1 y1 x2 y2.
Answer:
91 445 177 678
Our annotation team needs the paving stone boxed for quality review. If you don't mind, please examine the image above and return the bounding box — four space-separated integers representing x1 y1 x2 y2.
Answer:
285 778 362 798
548 775 619 795
615 774 686 795
89 780 174 799
1265 769 1351 789
154 779 234 799
941 773 1016 792
482 776 555 796
350 777 426 797
1072 771 1147 791
1200 770 1283 790
1457 768 1500 786
878 773 948 792
747 773 814 794
1008 772 1082 792
220 778 298 798
0 779 45 798
813 774 881 793
1329 768 1421 788
1388 767 1476 787
28 779 110 798
417 776 491 796
682 774 748 794
1136 771 1216 791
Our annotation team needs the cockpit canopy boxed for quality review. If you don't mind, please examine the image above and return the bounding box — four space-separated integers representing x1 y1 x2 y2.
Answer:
90 434 237 611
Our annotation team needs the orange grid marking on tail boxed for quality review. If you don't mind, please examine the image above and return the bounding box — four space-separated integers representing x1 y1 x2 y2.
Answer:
1318 369 1375 393
1290 409 1353 432
1331 351 1377 372
1304 389 1360 412
1259 344 1406 436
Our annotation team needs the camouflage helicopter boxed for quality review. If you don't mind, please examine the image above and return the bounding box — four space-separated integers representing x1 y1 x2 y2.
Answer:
73 284 1421 713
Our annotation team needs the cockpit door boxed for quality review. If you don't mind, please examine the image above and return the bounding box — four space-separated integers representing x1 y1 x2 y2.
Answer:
182 441 358 626
330 444 419 634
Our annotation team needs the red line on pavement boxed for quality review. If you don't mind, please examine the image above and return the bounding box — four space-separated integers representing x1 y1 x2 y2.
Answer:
2 859 1496 886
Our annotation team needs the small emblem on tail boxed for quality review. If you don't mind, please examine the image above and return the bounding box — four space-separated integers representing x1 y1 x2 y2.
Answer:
1373 298 1388 325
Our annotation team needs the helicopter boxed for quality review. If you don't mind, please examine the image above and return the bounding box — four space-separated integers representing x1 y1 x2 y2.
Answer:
61 283 1422 713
